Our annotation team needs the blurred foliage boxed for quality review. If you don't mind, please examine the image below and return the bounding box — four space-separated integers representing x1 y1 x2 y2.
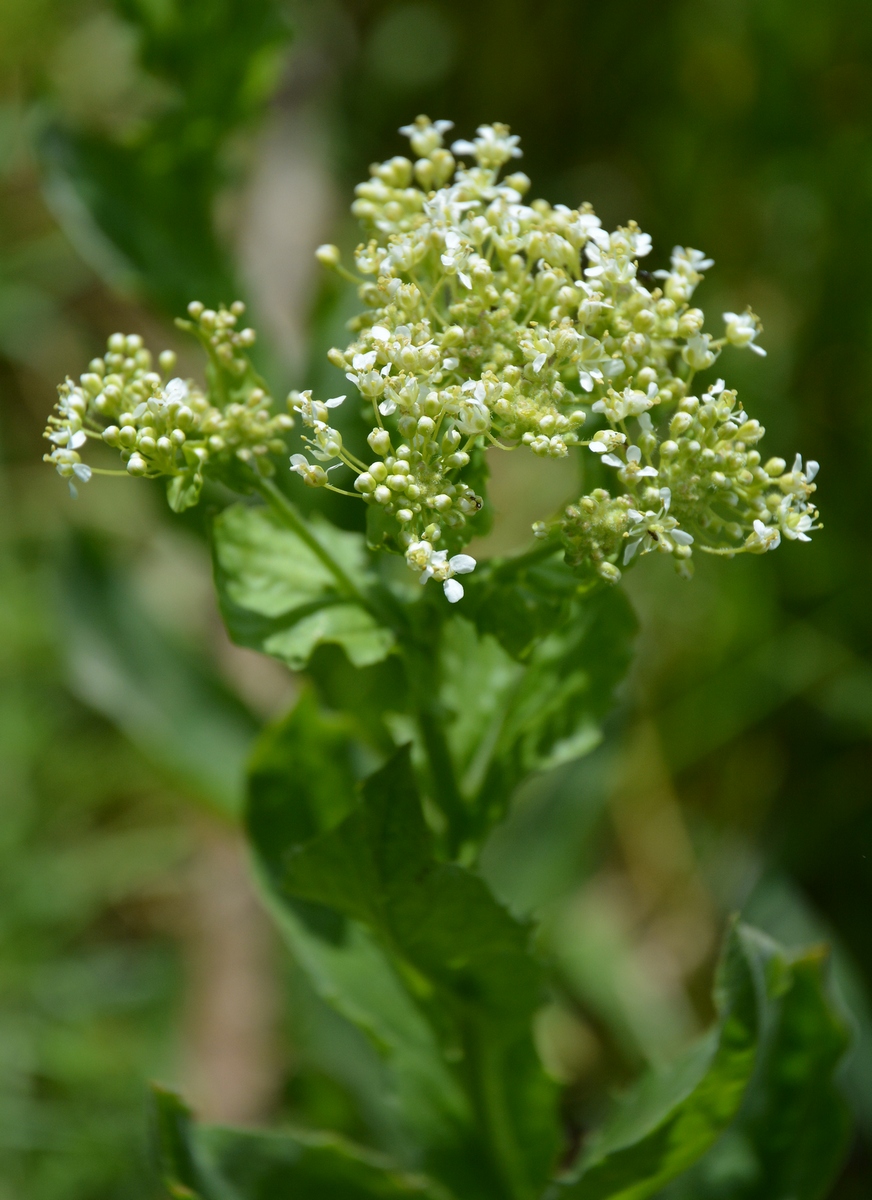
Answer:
0 0 871 1197
39 0 292 313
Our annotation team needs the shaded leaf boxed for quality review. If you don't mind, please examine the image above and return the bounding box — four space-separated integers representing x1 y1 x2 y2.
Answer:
213 502 394 669
658 944 851 1200
558 924 774 1200
247 741 560 1200
440 588 636 838
58 533 258 818
40 0 291 313
151 1085 449 1200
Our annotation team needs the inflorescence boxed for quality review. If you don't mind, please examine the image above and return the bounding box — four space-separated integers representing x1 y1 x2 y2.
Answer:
44 116 820 599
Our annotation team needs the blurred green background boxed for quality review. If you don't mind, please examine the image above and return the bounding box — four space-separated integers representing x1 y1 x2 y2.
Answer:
1 1 871 1196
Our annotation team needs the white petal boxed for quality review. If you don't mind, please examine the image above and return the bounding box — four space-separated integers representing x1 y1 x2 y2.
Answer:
443 578 464 603
793 453 803 473
749 343 767 356
626 445 641 463
451 140 476 156
601 453 622 468
591 400 606 413
379 399 397 415
449 554 476 575
671 529 694 545
711 378 725 395
805 460 820 481
290 454 308 466
638 466 659 477
370 326 389 342
579 372 594 392
753 519 766 536
623 539 642 565
459 272 472 290
325 395 346 408
589 441 607 453
532 353 547 373
69 429 88 449
72 462 92 482
165 378 189 402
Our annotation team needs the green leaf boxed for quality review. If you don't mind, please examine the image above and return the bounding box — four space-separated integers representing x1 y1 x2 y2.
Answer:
557 923 851 1200
440 588 637 838
247 738 560 1200
58 533 258 818
39 0 292 314
213 502 394 670
151 1085 450 1200
462 549 581 661
557 923 772 1200
657 943 852 1200
166 471 203 513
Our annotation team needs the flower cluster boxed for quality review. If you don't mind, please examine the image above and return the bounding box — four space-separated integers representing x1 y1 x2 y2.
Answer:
44 116 820 599
43 302 294 510
301 116 818 595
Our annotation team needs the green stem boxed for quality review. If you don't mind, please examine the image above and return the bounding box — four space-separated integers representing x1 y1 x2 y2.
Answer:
460 1019 528 1200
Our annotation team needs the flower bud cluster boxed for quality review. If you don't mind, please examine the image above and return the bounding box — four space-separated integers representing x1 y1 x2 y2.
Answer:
43 302 294 509
559 378 820 581
301 115 819 596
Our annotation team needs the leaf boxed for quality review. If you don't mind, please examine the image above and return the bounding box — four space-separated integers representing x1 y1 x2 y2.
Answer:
213 502 394 670
151 1085 450 1200
557 923 772 1200
167 471 203 513
39 0 292 314
462 549 582 661
58 532 258 818
440 588 637 838
658 943 852 1200
557 923 851 1200
247 738 560 1200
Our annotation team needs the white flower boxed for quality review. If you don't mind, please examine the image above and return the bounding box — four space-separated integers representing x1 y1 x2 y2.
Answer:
405 542 476 601
745 518 781 552
452 123 521 169
618 444 658 481
290 453 328 487
400 117 453 157
164 377 189 404
589 430 627 454
723 310 766 356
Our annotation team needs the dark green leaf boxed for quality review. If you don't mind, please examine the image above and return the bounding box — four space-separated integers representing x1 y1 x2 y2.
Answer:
462 549 581 661
247 742 560 1200
40 0 291 314
213 502 395 670
151 1085 450 1200
657 944 852 1200
440 588 636 837
557 923 777 1200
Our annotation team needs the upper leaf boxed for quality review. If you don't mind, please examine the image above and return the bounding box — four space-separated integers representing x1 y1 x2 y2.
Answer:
440 587 637 838
213 502 395 669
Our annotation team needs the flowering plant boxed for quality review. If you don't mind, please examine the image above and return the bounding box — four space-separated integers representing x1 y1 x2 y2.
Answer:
44 119 846 1200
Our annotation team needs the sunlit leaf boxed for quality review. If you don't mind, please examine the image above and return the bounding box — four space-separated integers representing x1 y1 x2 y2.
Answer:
213 502 395 670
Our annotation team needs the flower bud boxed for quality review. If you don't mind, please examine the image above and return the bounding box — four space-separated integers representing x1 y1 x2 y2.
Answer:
315 243 341 268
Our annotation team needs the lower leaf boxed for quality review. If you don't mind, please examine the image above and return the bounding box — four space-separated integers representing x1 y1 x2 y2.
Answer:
151 1086 451 1200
